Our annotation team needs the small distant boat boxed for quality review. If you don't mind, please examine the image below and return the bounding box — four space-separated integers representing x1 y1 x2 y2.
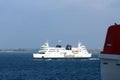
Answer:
33 41 91 59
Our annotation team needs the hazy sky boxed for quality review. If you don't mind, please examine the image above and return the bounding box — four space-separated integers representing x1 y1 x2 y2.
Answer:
0 0 120 49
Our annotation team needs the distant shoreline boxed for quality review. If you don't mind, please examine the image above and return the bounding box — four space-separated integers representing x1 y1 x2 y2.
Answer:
0 49 37 53
0 51 34 53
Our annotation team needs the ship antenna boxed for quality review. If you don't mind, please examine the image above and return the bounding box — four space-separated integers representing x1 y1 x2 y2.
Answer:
114 23 117 25
58 40 62 44
46 40 49 43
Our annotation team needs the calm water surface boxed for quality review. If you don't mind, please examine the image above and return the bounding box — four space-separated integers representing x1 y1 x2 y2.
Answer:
0 53 100 80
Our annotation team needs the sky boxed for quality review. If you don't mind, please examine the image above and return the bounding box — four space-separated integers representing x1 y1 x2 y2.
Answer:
0 0 120 49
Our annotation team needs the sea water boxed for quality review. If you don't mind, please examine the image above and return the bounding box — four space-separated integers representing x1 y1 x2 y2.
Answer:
0 53 100 80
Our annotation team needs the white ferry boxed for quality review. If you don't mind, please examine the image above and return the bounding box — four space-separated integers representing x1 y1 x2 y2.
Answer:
33 41 92 59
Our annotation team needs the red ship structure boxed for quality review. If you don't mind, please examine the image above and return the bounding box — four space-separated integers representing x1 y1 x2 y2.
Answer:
100 23 120 80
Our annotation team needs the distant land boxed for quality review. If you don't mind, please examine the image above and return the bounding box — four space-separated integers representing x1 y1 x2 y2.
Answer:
0 49 38 53
0 48 101 54
88 49 101 54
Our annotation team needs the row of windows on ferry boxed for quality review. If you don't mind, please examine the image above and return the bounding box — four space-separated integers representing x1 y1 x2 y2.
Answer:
40 48 86 52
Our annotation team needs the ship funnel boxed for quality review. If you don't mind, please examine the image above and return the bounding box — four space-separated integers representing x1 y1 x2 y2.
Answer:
101 23 120 55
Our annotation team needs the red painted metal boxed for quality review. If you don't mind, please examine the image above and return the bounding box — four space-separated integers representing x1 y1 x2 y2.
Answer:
101 23 120 54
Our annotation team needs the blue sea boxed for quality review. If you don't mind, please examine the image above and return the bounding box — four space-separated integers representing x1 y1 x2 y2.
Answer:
0 52 100 80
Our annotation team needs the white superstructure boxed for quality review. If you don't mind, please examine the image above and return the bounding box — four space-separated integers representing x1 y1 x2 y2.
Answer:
33 41 91 59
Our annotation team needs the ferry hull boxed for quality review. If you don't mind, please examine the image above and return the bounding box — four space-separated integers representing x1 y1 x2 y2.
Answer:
101 58 120 80
100 54 120 80
33 53 92 59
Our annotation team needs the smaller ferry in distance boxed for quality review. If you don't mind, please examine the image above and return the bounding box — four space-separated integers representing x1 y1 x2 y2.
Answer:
33 41 92 59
